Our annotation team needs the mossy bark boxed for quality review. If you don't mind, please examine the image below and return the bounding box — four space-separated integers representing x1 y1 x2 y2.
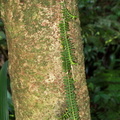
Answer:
1 0 91 120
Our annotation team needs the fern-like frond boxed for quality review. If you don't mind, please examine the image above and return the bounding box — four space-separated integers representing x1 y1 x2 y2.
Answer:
59 1 79 120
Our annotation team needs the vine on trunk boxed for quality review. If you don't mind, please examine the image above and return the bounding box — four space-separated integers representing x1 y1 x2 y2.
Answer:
59 1 80 120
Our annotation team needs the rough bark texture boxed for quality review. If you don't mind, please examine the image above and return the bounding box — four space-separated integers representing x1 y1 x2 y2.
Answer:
1 0 91 120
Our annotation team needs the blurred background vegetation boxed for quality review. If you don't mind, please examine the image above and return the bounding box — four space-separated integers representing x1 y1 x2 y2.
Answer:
79 0 120 119
0 0 120 120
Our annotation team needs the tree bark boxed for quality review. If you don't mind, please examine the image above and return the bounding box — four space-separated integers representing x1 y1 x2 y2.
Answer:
1 0 91 120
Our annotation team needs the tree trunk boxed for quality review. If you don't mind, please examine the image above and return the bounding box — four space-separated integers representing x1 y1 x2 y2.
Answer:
1 0 91 120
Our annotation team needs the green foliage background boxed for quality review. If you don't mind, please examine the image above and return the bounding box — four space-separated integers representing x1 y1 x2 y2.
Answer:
79 0 120 120
0 0 120 120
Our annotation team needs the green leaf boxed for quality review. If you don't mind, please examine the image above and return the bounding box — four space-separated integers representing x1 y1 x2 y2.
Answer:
0 21 4 27
0 61 9 120
0 31 6 40
88 83 94 91
100 94 110 103
94 95 100 103
7 91 14 113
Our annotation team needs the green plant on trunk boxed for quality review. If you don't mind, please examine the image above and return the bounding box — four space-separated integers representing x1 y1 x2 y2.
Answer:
59 1 80 120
